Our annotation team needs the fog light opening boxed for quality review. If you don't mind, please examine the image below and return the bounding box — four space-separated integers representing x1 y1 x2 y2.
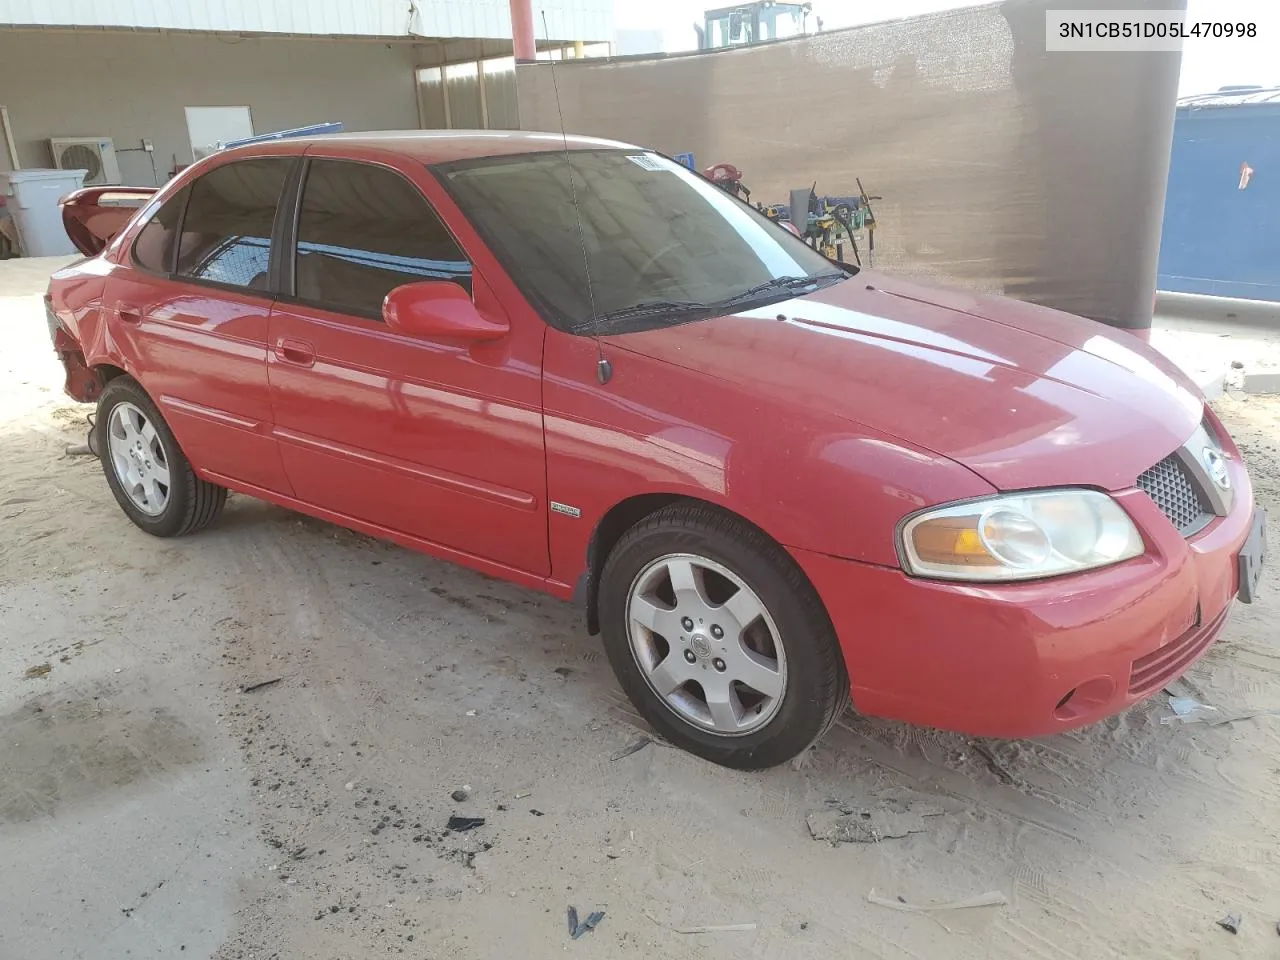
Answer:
1054 676 1117 721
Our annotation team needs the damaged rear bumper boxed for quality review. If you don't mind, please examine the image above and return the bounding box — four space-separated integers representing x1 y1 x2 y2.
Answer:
48 304 104 403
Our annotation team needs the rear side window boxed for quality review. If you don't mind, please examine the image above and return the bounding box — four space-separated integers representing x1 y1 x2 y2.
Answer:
175 158 291 291
294 159 472 319
131 186 189 274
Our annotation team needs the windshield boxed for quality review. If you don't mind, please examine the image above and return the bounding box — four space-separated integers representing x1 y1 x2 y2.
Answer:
434 149 847 334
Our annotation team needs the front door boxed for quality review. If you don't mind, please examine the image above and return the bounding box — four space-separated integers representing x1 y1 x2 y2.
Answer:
267 156 548 576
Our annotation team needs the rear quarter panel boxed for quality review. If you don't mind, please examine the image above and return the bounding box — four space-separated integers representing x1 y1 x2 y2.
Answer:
49 160 207 389
48 256 130 400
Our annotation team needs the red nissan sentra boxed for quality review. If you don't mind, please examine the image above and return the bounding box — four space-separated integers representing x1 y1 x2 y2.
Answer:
46 132 1267 769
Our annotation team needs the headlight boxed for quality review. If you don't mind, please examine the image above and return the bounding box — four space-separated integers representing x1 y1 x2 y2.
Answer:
899 489 1144 582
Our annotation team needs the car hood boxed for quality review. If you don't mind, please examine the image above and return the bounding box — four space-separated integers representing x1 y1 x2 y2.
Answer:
604 270 1204 492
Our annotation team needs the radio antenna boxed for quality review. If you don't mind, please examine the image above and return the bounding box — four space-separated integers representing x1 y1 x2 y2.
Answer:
540 11 611 384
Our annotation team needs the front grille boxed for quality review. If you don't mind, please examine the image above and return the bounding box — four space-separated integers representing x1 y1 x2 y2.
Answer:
1129 605 1229 695
1137 455 1211 535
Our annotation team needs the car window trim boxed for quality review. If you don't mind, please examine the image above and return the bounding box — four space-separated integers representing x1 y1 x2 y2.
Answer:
276 155 477 324
271 156 307 296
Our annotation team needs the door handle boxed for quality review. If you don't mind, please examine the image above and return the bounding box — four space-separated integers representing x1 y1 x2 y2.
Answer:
118 307 143 325
275 337 316 368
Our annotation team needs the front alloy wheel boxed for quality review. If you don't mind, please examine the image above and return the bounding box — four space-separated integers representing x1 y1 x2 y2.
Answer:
599 503 849 770
627 553 787 735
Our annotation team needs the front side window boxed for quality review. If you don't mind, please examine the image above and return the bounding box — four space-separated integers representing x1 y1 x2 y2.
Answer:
294 159 472 319
175 158 291 291
436 149 845 335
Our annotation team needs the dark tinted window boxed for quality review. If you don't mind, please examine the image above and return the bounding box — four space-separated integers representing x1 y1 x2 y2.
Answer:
176 158 291 291
131 187 189 274
438 150 841 334
295 159 471 319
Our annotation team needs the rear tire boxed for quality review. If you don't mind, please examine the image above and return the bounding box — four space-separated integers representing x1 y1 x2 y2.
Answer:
96 377 226 537
598 503 849 770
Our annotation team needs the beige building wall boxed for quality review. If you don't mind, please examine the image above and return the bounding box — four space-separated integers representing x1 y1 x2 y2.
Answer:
0 29 422 182
516 0 1185 330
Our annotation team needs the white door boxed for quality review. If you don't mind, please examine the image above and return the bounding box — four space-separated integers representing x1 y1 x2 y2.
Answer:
185 106 254 159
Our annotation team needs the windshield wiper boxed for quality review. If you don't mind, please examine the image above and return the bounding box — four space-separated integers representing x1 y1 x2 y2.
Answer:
573 273 847 334
713 272 846 310
575 299 710 333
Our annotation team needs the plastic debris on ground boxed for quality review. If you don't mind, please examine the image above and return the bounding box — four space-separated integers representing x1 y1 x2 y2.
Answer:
239 677 283 694
610 736 652 761
867 889 1008 912
1162 683 1280 725
445 816 485 833
1217 913 1242 934
566 905 605 939
1161 696 1220 724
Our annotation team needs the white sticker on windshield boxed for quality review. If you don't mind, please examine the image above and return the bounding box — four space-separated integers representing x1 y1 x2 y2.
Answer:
626 154 666 171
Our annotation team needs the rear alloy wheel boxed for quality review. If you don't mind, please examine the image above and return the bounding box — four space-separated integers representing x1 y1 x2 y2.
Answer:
107 401 171 517
96 377 227 537
599 503 849 769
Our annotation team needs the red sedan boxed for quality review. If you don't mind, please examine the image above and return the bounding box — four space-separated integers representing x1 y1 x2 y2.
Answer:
47 132 1267 769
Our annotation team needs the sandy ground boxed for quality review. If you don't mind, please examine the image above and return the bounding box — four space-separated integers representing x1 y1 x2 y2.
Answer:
3 256 1280 960
1151 312 1280 400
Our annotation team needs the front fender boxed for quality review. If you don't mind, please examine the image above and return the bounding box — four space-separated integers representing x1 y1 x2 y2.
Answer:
542 330 995 591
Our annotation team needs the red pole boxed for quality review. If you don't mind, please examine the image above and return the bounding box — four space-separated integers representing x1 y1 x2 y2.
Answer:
510 0 536 62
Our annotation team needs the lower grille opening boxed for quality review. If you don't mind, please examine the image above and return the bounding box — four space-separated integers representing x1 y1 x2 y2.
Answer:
1129 605 1227 696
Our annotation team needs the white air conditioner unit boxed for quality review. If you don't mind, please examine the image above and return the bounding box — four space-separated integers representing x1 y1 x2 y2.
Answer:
49 137 121 186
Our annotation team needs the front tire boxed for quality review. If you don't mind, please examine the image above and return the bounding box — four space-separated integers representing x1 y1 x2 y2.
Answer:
598 503 849 770
96 377 226 537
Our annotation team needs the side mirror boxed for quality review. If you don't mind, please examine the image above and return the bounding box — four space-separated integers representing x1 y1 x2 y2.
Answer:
383 281 508 342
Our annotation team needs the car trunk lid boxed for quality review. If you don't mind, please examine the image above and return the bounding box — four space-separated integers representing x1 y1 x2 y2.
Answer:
60 185 158 256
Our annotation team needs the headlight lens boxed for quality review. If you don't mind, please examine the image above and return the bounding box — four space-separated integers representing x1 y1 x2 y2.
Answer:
899 490 1144 582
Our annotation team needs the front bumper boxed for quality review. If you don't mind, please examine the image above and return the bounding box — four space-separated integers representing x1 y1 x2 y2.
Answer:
792 462 1257 739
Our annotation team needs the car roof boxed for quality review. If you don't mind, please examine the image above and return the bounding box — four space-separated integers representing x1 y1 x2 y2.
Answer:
222 129 643 164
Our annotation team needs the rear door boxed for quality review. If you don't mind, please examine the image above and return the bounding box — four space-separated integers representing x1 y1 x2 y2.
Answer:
104 155 295 494
266 155 548 575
